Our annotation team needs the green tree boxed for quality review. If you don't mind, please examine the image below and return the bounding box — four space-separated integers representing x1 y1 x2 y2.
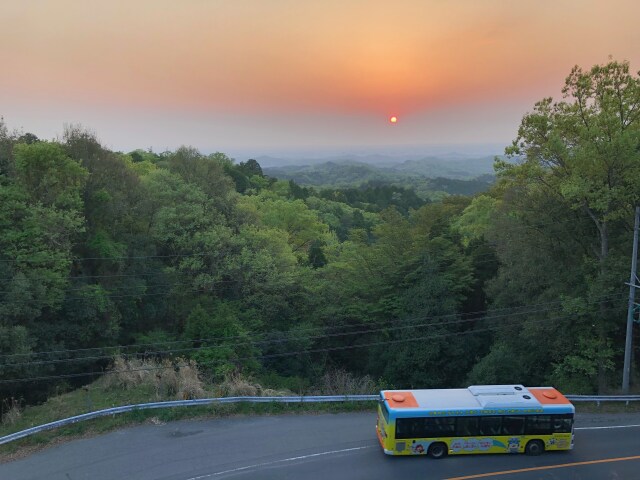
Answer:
14 142 88 210
0 117 14 176
167 147 237 217
0 144 87 323
453 195 499 246
238 159 264 178
491 59 640 392
239 194 330 261
502 60 640 265
183 302 257 379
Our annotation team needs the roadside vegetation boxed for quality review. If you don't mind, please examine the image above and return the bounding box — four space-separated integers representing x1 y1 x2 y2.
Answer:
0 366 377 461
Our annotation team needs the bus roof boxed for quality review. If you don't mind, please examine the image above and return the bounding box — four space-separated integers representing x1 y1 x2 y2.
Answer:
380 385 574 417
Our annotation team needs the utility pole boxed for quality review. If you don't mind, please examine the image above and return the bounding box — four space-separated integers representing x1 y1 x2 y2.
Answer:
623 206 640 394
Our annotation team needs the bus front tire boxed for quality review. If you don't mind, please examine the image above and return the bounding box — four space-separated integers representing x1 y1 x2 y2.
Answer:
428 442 448 459
525 440 544 456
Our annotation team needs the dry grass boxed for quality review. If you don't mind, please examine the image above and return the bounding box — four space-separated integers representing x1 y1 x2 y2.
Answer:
101 356 205 400
216 373 262 397
1 399 22 426
312 369 377 395
176 360 205 400
216 373 288 397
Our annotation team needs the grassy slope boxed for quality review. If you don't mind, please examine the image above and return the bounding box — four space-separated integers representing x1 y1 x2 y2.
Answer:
0 379 374 462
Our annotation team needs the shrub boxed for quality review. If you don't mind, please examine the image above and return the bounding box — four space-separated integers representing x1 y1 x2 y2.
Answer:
1 398 22 426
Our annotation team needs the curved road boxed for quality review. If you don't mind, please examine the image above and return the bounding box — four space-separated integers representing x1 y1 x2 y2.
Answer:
1 412 639 480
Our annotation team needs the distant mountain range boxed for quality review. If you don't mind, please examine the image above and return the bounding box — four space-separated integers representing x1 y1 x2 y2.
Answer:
262 155 505 198
257 153 500 172
262 155 502 182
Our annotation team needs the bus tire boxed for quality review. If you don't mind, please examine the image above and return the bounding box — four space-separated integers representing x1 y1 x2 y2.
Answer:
525 440 544 456
428 442 448 459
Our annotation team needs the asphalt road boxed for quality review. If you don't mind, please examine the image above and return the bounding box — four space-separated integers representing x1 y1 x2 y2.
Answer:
1 412 639 480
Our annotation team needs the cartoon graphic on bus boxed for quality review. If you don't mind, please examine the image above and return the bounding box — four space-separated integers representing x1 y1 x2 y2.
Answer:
507 437 521 453
411 442 428 454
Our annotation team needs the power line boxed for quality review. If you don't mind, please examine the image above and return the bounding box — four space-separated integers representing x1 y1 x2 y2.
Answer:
0 281 204 296
2 294 625 373
0 279 245 304
0 273 250 297
0 302 579 368
0 313 578 384
0 292 625 362
0 271 175 282
0 252 210 264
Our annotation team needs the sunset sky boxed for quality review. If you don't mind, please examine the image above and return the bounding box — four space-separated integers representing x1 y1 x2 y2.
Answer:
2 0 640 158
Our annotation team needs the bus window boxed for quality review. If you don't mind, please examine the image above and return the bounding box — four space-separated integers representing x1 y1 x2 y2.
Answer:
525 415 552 435
479 416 502 436
502 416 525 435
397 417 457 438
431 417 456 437
456 417 479 437
396 418 422 439
395 418 409 438
552 414 573 433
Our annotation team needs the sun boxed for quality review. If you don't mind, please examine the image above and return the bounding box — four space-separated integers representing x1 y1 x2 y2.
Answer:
389 116 398 124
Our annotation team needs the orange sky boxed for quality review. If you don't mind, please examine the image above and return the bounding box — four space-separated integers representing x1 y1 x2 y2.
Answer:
2 0 640 155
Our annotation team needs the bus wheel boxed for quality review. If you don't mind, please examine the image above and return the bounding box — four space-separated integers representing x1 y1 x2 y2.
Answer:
428 442 448 459
525 440 544 456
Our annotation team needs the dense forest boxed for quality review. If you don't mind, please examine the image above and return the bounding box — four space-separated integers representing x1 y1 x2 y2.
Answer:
1 60 640 408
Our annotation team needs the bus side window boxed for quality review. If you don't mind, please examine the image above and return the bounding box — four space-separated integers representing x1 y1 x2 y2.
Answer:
396 418 429 439
437 417 456 436
552 417 562 432
425 417 455 437
396 418 412 438
502 416 525 435
479 416 502 436
525 415 552 435
456 417 479 437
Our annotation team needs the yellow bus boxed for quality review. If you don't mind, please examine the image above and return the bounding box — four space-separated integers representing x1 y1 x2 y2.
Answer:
376 385 574 458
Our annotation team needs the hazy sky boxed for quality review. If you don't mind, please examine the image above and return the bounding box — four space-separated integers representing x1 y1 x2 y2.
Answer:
2 0 640 157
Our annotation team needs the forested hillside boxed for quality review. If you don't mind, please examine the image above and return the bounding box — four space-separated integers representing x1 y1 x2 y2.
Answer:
263 161 496 199
1 60 640 411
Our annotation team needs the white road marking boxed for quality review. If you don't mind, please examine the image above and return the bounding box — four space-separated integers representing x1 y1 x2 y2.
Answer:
575 424 640 430
185 445 374 479
186 424 640 478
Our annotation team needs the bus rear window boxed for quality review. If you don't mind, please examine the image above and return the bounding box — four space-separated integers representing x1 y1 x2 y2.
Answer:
379 401 390 423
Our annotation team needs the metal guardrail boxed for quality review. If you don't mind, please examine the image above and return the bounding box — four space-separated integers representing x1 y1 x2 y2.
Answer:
566 395 640 406
0 395 378 445
1 393 639 446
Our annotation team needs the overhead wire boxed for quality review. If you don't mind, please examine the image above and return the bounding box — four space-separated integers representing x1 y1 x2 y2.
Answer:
0 291 626 362
0 303 578 368
0 312 588 384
